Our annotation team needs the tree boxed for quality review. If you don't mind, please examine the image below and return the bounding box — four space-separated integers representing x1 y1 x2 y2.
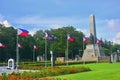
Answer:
1 24 119 62
0 25 16 61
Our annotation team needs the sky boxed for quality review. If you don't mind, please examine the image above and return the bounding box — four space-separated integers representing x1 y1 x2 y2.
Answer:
0 0 120 44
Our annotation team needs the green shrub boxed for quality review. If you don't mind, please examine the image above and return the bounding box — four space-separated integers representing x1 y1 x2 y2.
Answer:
0 66 91 80
20 66 91 78
1 73 9 80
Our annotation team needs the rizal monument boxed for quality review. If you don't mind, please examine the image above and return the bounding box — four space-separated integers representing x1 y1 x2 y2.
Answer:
82 14 105 61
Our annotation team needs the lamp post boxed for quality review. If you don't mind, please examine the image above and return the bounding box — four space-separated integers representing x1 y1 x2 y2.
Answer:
33 49 35 62
50 35 57 67
117 50 120 62
50 51 53 67
108 41 113 63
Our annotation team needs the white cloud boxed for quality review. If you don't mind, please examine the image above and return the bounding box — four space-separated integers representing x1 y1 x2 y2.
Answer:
13 16 87 26
13 16 89 35
46 24 64 29
0 20 11 27
28 24 72 36
116 32 120 39
105 19 120 44
113 39 120 44
12 16 120 45
107 19 120 32
112 32 120 44
76 28 89 37
29 28 38 36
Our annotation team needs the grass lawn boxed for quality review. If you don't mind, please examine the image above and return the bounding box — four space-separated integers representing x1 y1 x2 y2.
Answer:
55 62 120 80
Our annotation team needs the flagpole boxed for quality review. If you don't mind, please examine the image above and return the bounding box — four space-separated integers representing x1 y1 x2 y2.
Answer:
16 29 19 70
45 38 47 67
66 34 69 66
33 48 35 62
83 37 84 52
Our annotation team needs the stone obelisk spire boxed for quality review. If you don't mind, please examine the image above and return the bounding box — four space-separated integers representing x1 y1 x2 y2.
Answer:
90 14 97 44
82 14 105 61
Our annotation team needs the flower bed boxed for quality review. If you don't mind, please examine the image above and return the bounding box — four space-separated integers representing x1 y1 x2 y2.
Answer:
0 66 91 80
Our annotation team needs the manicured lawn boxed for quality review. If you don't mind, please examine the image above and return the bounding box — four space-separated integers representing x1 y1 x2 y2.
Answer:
55 62 120 80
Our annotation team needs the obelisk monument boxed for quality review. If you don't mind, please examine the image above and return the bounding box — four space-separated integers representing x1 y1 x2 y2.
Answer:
82 14 105 61
90 14 97 44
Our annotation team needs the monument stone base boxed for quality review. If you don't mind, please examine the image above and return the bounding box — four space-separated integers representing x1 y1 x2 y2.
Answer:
82 44 105 61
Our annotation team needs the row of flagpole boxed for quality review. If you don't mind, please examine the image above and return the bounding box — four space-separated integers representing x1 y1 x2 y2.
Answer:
1 27 103 69
44 32 75 66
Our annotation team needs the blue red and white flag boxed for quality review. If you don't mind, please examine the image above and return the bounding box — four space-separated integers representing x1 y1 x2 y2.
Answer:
34 45 38 50
83 37 88 43
18 28 29 36
67 34 74 42
0 43 5 48
18 43 22 48
97 39 102 45
45 32 51 39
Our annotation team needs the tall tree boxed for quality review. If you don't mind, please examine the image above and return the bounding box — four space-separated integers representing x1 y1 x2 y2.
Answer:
0 25 16 61
33 26 84 59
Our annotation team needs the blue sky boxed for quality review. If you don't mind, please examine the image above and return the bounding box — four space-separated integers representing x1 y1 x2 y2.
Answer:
0 0 120 44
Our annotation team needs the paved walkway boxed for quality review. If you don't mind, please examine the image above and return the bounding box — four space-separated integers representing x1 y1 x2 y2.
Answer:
0 66 40 75
0 66 16 75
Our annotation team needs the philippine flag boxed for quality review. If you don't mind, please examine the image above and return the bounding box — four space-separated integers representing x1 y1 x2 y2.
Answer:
45 32 51 39
83 37 88 43
34 45 38 50
18 43 22 48
97 39 102 45
67 34 74 42
0 43 5 48
18 28 29 36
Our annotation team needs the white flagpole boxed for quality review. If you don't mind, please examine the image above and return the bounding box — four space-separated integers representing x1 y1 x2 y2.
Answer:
33 47 35 62
66 34 69 66
45 38 47 67
16 29 19 70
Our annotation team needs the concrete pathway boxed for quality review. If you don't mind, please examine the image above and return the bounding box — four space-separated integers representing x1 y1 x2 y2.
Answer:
0 66 40 75
0 66 17 75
